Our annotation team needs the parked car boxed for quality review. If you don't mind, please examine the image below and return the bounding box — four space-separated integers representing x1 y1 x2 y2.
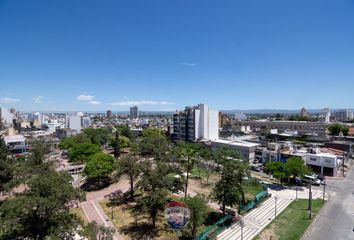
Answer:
301 174 321 186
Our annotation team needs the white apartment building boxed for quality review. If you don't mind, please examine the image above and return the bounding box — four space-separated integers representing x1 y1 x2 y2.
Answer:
333 109 354 122
0 108 16 126
173 104 219 142
66 115 82 133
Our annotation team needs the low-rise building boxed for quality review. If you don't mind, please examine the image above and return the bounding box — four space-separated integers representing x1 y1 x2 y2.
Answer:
3 135 27 154
244 120 329 140
211 139 260 162
305 150 341 177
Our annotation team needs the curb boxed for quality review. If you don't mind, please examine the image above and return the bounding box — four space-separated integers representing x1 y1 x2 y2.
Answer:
300 197 329 240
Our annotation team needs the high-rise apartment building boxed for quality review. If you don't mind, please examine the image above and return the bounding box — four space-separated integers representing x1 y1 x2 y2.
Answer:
333 109 354 122
0 108 16 126
130 106 139 119
173 103 219 142
107 110 112 118
66 114 82 133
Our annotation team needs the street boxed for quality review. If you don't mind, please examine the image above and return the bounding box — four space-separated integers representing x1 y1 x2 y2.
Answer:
303 165 354 240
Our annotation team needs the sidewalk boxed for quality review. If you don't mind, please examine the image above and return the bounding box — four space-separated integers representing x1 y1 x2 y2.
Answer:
80 180 130 240
217 196 292 240
217 186 326 240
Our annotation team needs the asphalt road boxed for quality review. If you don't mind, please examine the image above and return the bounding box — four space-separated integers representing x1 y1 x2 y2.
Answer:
303 165 354 240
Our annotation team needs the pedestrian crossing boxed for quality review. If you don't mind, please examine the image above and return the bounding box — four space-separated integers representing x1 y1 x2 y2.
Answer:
217 197 292 240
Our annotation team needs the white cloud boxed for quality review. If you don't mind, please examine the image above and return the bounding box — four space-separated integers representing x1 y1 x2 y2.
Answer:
110 100 174 106
33 96 43 104
77 94 94 101
89 100 101 105
0 97 20 103
181 62 196 67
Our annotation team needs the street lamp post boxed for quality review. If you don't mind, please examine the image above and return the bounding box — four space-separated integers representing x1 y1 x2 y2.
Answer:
322 176 326 203
240 220 244 240
296 186 298 200
308 183 312 219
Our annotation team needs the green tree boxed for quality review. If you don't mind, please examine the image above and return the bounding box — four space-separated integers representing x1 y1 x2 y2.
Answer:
140 128 168 162
265 162 287 185
285 157 311 178
110 130 121 159
214 147 249 203
83 128 111 146
117 154 142 200
184 194 208 238
199 147 215 185
115 125 133 140
0 138 12 194
136 163 176 228
82 221 115 240
175 142 200 199
28 140 50 165
84 153 116 180
328 124 343 136
69 142 101 163
212 160 243 216
59 134 90 150
0 171 84 240
342 126 349 136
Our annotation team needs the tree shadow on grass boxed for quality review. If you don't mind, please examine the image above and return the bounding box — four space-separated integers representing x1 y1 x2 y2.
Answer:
120 221 160 239
204 211 223 226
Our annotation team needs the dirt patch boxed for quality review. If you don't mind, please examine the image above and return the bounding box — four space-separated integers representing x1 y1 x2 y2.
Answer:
100 200 179 240
259 223 278 240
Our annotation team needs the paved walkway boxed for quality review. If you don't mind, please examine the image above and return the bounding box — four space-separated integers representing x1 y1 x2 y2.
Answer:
80 179 130 240
217 186 326 240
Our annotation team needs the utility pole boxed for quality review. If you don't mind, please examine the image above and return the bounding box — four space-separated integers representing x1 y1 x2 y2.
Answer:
342 152 345 177
322 176 326 203
308 183 312 219
296 186 298 200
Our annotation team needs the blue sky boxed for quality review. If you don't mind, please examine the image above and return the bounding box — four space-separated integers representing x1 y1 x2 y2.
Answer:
0 0 354 112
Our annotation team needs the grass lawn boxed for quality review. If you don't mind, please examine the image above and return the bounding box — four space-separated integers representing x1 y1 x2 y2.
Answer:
254 199 325 240
70 207 88 224
244 180 264 202
99 197 222 240
99 199 179 240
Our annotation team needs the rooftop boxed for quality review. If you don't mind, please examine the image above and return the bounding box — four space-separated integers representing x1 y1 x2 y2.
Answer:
212 139 260 148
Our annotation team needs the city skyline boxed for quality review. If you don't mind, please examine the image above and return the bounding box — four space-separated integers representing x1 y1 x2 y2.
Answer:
1 0 354 111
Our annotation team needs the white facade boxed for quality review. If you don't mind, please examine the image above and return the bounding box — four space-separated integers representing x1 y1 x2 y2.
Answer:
82 116 92 128
0 108 15 126
306 152 340 177
68 115 82 133
333 109 354 122
208 109 219 140
211 139 260 161
319 108 331 123
195 104 219 141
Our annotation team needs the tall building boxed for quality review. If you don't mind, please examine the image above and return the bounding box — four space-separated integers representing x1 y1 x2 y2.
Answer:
66 114 82 133
333 109 354 122
300 107 308 117
0 108 16 126
173 103 219 142
106 110 112 118
319 108 331 123
130 106 139 119
219 112 229 128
